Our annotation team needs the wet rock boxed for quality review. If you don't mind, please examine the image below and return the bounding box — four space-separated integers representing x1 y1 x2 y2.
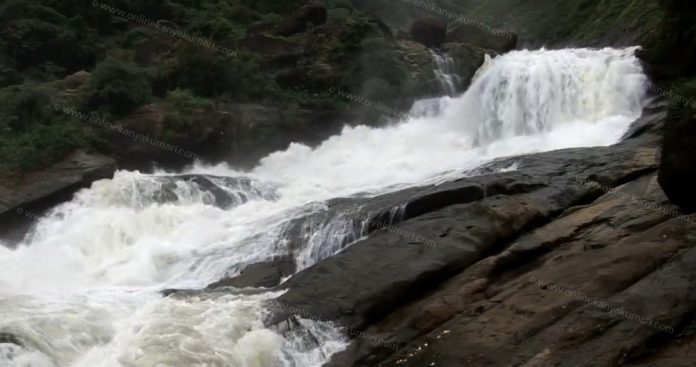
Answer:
272 103 675 367
374 174 695 367
0 333 21 346
113 174 278 209
207 257 296 289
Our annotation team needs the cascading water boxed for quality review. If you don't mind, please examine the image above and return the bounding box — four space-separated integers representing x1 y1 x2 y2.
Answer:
430 50 462 96
0 47 648 367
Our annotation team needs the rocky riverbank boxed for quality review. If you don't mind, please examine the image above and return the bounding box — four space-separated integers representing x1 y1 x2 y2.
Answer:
248 99 696 367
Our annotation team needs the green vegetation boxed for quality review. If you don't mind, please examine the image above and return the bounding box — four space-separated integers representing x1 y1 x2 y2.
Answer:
0 0 686 177
86 58 152 116
0 84 90 176
0 0 366 175
166 88 213 111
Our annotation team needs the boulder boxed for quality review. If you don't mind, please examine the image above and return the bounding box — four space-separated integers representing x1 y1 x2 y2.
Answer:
277 4 328 37
659 105 696 212
410 18 447 48
446 22 517 53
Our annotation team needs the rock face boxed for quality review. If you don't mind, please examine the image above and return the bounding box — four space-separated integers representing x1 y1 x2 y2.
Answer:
0 150 117 245
446 23 518 53
278 4 328 37
658 105 696 212
410 18 447 48
261 100 696 366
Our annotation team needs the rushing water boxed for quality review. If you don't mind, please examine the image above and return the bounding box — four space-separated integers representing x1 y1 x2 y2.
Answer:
0 48 648 367
430 50 461 96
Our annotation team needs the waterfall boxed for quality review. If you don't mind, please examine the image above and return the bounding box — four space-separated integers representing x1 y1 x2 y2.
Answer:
0 47 647 367
430 50 462 96
447 47 647 145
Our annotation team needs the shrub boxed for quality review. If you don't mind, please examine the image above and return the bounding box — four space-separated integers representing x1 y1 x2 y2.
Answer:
86 58 152 116
0 116 87 175
0 64 21 87
171 43 238 97
0 84 50 133
0 0 101 74
166 88 213 111
0 84 90 175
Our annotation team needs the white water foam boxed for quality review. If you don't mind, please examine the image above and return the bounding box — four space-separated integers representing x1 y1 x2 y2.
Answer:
0 47 647 366
430 50 462 96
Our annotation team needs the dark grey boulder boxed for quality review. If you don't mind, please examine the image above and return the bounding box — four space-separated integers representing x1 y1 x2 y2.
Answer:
207 257 296 289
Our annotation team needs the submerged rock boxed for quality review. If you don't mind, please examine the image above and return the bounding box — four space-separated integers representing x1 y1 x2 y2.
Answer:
0 333 21 346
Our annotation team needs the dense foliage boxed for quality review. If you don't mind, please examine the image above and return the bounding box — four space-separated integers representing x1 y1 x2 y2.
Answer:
0 0 354 175
0 0 690 177
0 84 89 176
